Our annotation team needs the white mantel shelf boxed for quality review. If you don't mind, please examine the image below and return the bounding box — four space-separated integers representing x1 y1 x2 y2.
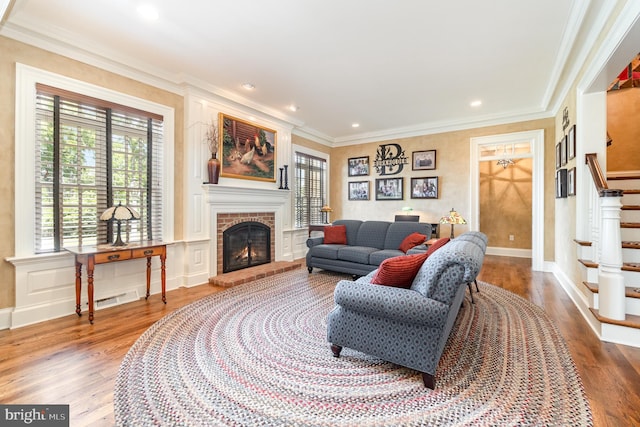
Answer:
202 184 290 208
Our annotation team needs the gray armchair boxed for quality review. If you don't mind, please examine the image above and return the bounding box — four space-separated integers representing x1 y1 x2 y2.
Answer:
327 235 486 389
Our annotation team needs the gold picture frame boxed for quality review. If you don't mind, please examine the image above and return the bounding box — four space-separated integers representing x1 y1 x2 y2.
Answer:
219 113 277 182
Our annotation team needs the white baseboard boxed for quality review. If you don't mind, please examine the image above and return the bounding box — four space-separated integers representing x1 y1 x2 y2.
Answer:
486 246 532 258
0 308 12 330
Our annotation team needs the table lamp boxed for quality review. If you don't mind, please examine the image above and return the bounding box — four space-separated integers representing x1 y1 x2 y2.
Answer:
439 208 466 239
100 202 141 246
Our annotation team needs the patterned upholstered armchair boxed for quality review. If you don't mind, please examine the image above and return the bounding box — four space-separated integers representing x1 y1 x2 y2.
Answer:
327 235 486 389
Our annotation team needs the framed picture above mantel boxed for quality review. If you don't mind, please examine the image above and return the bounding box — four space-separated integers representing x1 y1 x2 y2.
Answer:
219 113 277 182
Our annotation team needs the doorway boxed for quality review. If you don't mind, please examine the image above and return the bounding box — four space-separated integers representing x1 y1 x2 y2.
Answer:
470 130 545 271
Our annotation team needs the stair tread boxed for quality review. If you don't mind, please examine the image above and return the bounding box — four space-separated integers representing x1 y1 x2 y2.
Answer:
621 222 640 228
623 189 640 194
578 259 640 272
583 281 640 298
622 205 640 210
573 239 592 246
623 241 640 249
589 307 640 329
608 175 640 180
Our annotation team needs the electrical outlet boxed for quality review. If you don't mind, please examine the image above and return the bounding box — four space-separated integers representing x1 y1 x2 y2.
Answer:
509 234 515 241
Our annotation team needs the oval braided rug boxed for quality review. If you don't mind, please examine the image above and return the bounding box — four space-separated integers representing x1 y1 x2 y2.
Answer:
114 269 592 426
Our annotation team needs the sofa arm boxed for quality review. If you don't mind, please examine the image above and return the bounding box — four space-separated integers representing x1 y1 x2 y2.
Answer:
306 237 324 248
334 280 449 328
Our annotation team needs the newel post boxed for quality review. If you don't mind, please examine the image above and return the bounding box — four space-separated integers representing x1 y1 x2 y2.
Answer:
598 189 625 320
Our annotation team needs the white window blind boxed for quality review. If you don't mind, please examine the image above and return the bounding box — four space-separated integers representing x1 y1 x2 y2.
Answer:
294 152 326 227
35 89 163 252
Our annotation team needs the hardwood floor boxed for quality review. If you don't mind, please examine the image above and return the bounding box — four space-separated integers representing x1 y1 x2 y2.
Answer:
1 255 639 426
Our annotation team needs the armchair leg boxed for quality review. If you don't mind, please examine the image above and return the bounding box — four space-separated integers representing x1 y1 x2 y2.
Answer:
467 282 475 304
422 372 435 389
308 267 313 273
330 344 342 358
474 279 480 292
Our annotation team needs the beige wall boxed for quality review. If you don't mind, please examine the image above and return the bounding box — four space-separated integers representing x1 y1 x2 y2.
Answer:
0 36 184 309
292 134 332 155
607 89 640 171
479 158 532 249
330 118 555 259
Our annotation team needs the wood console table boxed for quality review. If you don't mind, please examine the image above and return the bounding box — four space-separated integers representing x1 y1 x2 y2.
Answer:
308 224 331 237
66 241 167 324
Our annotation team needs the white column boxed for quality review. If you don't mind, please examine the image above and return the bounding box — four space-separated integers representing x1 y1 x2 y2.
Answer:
598 191 625 320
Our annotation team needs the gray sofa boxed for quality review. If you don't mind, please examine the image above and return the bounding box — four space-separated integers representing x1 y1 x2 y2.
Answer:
306 219 432 276
327 233 487 389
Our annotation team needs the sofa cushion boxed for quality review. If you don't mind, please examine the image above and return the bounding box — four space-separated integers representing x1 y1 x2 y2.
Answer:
369 249 405 266
371 252 429 288
331 220 363 245
383 222 431 250
324 225 347 244
354 221 390 249
399 232 427 253
310 244 345 260
338 246 379 265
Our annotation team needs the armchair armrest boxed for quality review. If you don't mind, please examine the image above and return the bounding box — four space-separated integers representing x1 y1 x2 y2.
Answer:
334 280 448 328
306 237 324 248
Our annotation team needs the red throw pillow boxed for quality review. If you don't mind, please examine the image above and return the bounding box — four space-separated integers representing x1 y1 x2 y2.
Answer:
323 225 347 244
398 232 427 253
371 252 429 288
425 237 450 257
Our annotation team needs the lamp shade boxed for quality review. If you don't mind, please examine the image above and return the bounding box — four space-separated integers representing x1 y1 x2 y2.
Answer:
100 202 141 221
320 205 333 213
439 208 466 225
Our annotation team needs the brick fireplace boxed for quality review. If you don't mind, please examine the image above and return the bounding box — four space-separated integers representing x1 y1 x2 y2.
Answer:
203 184 290 277
217 212 275 274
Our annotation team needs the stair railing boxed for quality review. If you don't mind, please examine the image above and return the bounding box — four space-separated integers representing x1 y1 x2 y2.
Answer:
585 153 625 320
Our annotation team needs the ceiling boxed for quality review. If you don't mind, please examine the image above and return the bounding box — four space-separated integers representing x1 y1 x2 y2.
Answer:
0 1 614 144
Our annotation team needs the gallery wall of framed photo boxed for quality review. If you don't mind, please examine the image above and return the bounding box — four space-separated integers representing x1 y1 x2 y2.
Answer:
555 124 576 198
346 149 440 203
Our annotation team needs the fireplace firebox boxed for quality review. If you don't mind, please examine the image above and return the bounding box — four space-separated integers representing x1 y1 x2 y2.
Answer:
223 221 271 273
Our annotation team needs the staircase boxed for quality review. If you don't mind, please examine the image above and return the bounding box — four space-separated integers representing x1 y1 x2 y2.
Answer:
575 173 640 345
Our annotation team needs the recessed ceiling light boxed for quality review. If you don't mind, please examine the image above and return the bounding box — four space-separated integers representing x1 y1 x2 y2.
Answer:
288 105 299 112
242 83 255 90
137 4 159 21
470 100 482 107
351 123 360 128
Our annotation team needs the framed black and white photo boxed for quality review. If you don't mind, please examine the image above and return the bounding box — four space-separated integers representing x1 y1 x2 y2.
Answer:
410 176 439 199
348 156 370 177
348 181 370 200
412 150 436 170
568 167 576 196
555 142 562 170
375 177 404 200
568 125 576 160
556 168 567 198
561 135 567 166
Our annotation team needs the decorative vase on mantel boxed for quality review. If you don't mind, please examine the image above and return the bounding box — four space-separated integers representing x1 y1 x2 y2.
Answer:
207 153 221 184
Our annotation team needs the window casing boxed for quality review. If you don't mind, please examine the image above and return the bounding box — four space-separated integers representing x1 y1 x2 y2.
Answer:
294 151 327 227
35 89 163 252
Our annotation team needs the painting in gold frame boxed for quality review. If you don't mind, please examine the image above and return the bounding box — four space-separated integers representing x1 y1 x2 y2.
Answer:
219 113 277 182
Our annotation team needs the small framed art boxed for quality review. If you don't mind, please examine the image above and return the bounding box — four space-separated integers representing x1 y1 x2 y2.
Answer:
348 181 370 200
410 176 439 199
348 156 370 177
555 142 562 169
556 169 567 198
568 167 576 196
412 150 436 170
568 125 576 160
375 177 404 200
561 135 567 166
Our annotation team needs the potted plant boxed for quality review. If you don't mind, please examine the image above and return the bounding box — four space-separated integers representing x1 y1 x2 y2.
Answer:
204 120 220 184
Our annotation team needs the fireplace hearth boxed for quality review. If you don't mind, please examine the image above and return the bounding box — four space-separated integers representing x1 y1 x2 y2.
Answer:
223 221 271 273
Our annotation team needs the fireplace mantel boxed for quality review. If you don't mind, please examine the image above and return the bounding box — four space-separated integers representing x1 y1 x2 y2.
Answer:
203 184 290 209
203 184 291 276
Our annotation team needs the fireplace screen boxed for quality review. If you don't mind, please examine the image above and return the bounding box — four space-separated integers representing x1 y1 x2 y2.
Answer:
223 221 271 273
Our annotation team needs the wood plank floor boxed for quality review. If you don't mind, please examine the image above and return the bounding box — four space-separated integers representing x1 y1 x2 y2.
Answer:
1 255 639 426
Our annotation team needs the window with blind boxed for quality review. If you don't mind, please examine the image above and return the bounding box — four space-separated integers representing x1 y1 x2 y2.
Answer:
35 87 163 252
294 152 326 227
